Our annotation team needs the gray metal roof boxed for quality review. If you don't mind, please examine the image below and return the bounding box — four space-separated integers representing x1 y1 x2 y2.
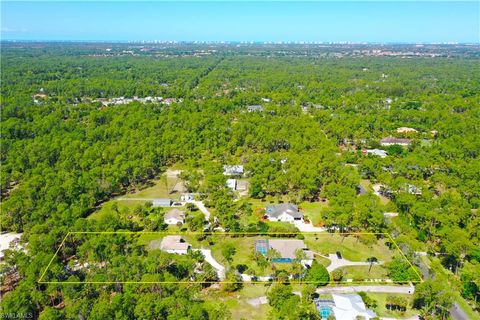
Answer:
152 198 172 207
265 203 302 219
247 105 264 111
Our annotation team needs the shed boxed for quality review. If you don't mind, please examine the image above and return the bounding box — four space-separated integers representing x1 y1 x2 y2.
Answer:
152 198 172 207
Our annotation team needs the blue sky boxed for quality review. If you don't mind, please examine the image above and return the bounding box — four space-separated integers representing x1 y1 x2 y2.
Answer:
1 1 479 43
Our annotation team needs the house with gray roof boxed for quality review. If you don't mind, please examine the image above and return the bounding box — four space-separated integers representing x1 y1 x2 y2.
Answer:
247 105 264 112
223 165 244 176
265 203 303 223
152 198 172 207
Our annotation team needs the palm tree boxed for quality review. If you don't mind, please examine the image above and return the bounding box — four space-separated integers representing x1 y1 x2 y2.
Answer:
266 248 281 262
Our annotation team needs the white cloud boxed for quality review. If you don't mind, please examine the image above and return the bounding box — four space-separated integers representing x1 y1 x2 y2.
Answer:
1 27 28 33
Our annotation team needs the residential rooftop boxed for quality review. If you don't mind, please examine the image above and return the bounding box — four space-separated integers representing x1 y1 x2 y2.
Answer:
160 236 191 252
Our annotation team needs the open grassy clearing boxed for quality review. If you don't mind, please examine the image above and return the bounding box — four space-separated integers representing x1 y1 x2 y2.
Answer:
201 285 272 320
366 293 418 319
122 175 184 200
88 170 187 221
337 265 388 280
228 299 271 320
299 200 329 226
304 233 393 262
88 200 144 221
140 233 205 250
88 198 188 230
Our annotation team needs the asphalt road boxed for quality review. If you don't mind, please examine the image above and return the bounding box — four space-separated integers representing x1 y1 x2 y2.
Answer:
314 284 415 295
450 302 471 320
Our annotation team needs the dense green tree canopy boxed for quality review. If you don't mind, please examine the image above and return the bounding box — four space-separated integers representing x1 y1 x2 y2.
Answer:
1 43 479 317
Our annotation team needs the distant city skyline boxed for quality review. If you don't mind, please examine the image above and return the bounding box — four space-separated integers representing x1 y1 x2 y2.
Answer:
2 1 479 43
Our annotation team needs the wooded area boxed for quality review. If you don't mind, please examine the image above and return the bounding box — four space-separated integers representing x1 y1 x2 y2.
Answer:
0 43 479 319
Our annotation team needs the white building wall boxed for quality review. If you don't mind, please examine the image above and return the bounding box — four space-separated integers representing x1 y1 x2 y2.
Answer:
165 249 189 255
267 213 303 223
165 218 183 225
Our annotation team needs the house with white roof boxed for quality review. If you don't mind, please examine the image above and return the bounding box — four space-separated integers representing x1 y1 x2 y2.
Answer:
396 127 418 134
380 137 411 146
180 193 195 202
159 236 191 254
247 105 264 112
223 165 244 176
164 209 186 225
314 294 377 320
226 179 237 191
0 233 23 261
363 149 388 158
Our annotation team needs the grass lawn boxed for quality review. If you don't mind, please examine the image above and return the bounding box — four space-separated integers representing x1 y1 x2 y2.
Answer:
246 196 328 225
247 196 291 212
208 235 271 275
88 199 188 227
136 233 165 246
360 179 373 190
247 198 269 212
201 285 272 320
315 255 331 268
141 233 206 250
122 175 184 200
88 199 144 221
88 169 187 221
362 179 391 205
337 265 389 281
228 299 271 320
246 196 330 226
304 233 393 262
207 235 305 276
366 293 418 319
299 201 329 226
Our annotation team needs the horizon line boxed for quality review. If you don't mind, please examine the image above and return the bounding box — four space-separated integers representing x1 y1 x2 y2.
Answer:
2 39 479 45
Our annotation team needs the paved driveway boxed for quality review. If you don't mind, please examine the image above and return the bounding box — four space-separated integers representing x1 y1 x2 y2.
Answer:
325 253 384 272
191 200 211 221
294 221 327 232
193 249 225 280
